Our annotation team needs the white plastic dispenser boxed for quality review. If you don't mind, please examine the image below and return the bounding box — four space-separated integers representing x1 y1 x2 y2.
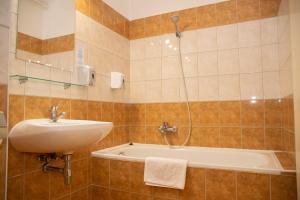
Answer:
111 72 124 89
77 65 91 85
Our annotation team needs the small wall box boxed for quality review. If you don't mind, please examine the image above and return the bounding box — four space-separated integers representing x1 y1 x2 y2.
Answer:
111 72 124 89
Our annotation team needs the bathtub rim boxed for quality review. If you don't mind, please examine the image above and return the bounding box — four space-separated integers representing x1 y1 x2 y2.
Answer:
91 143 294 175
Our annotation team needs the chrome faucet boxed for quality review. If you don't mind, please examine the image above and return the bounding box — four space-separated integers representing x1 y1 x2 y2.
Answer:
49 106 66 122
158 122 177 134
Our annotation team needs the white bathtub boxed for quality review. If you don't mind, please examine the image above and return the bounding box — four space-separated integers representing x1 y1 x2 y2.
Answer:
91 143 286 175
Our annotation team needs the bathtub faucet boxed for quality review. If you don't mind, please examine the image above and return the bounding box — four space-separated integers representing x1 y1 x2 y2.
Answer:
159 122 177 134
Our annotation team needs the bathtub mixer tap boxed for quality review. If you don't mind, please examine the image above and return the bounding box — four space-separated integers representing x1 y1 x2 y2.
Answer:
159 122 177 134
49 105 66 122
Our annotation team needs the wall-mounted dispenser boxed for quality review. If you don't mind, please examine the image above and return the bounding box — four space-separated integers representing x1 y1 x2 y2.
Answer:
77 65 90 85
111 72 124 89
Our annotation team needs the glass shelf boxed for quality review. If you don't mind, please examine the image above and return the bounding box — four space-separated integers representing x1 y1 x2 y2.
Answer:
10 75 87 89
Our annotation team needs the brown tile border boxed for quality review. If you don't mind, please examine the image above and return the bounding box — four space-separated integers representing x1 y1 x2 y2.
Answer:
16 32 75 55
75 0 129 38
275 152 296 171
9 95 294 152
128 0 282 39
75 0 282 40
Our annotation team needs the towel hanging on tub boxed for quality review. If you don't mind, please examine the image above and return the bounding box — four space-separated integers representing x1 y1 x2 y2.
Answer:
144 157 188 190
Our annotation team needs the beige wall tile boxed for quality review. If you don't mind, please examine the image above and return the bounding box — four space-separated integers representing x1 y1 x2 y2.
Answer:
197 28 217 52
162 34 179 56
261 17 278 45
181 30 198 54
146 80 162 103
162 56 180 79
162 79 180 102
198 51 218 76
145 37 162 58
239 47 262 73
240 73 263 100
198 76 219 101
238 20 261 47
145 58 162 80
263 71 280 99
130 39 145 60
219 74 240 100
262 44 279 71
130 82 146 103
131 60 145 81
180 77 199 102
217 24 238 50
182 53 198 77
218 49 239 74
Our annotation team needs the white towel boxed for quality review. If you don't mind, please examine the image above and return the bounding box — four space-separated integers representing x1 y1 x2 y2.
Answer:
144 157 188 190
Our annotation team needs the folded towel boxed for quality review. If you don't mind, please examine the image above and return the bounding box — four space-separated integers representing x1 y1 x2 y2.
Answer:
144 157 188 190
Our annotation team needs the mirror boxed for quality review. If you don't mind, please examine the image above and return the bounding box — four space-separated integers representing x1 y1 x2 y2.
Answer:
16 0 75 70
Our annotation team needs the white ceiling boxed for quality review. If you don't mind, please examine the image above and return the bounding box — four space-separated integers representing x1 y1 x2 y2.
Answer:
103 0 227 20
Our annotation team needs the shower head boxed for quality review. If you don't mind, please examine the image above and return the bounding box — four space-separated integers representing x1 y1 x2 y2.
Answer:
170 16 181 38
171 16 180 24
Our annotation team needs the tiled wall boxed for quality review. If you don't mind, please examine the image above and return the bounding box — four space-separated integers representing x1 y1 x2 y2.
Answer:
10 5 130 102
278 0 296 158
128 0 296 152
6 0 296 199
7 0 130 199
7 95 128 200
75 0 129 39
16 32 75 55
130 18 281 103
89 157 297 200
127 100 295 151
129 0 284 103
129 0 281 40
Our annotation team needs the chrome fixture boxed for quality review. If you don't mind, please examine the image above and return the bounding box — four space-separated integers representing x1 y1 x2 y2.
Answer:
170 16 181 38
49 106 66 122
159 122 177 134
162 16 192 146
38 154 72 185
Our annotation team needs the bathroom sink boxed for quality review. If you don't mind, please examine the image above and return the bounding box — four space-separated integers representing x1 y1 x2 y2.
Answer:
9 119 113 154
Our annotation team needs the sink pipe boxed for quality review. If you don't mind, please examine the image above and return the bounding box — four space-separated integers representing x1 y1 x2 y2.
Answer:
38 154 72 185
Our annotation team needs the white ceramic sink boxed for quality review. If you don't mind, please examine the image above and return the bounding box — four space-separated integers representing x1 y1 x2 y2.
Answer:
9 119 113 154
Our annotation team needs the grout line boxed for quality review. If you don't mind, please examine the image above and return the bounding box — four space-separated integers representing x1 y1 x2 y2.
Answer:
204 169 206 200
235 172 238 200
269 175 272 200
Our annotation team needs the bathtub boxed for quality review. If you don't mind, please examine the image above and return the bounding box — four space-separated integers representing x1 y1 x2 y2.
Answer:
91 143 287 175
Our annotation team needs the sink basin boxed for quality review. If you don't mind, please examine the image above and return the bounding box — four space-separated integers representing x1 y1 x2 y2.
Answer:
9 119 113 154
